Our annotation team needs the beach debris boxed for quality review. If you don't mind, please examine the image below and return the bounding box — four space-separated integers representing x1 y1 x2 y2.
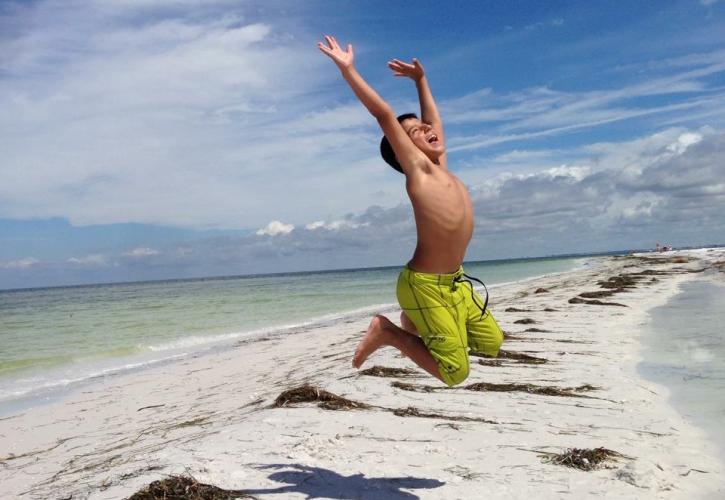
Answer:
358 365 418 378
578 290 616 298
391 381 436 393
476 358 504 367
444 465 484 480
462 382 598 398
597 275 640 289
534 288 550 294
514 318 536 324
538 447 625 471
470 349 548 364
524 327 550 333
505 307 530 312
392 406 499 424
127 474 257 499
273 384 370 410
392 381 597 398
568 297 626 307
543 307 558 312
137 404 165 412
435 422 462 430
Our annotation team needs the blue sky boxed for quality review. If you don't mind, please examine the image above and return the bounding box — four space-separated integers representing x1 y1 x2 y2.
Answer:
1 0 724 289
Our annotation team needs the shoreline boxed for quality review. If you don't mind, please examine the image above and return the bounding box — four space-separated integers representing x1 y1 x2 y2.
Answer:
1 250 723 498
0 258 593 418
637 274 725 465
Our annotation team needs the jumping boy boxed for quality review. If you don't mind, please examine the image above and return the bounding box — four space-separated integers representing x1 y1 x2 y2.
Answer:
318 35 503 386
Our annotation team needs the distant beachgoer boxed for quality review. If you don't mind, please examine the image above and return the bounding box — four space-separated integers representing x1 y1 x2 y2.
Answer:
318 35 503 386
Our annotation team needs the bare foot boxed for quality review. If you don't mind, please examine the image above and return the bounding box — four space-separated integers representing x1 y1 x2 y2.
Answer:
352 315 393 368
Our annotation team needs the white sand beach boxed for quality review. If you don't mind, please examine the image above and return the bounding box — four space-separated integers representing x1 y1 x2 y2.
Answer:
1 249 724 499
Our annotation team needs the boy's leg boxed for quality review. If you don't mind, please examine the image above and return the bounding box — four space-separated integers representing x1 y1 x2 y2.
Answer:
352 315 444 383
465 288 504 356
400 311 419 335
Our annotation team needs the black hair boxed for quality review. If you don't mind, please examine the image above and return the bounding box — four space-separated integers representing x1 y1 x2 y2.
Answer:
380 113 418 174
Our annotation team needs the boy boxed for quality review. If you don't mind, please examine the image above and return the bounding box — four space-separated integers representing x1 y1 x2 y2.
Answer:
318 35 503 386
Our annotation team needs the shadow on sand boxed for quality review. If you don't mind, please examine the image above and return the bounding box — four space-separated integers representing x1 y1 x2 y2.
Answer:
243 463 445 499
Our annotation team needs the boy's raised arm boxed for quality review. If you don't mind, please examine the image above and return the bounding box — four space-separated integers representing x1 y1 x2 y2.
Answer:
318 35 428 173
387 58 444 143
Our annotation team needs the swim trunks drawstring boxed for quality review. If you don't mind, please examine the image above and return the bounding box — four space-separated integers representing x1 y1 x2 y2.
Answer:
453 272 489 319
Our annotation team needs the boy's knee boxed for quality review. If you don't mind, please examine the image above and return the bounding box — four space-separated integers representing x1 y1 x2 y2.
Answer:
440 359 470 387
493 325 504 351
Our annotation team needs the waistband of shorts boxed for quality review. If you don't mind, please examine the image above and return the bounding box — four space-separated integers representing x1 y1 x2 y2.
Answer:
401 264 465 285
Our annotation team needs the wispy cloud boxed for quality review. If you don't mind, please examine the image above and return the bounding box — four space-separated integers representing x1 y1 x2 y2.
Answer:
0 0 400 230
443 50 725 154
1 257 40 269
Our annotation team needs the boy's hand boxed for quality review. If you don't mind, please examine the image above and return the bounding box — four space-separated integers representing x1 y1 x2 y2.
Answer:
317 35 354 71
387 58 425 81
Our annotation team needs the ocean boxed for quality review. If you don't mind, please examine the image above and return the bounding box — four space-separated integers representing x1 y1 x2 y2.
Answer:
639 277 725 463
0 256 590 414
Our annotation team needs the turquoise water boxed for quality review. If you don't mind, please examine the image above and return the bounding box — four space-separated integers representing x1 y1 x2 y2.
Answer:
639 278 725 463
0 256 589 410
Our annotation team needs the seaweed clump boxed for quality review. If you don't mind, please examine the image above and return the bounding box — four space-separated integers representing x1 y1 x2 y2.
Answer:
539 447 625 471
470 349 548 364
391 380 597 398
569 297 626 307
273 384 370 410
462 382 597 398
392 406 498 424
358 365 418 378
127 475 257 499
514 318 536 324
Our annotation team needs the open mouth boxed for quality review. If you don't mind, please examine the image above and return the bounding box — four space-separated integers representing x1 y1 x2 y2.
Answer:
426 134 438 144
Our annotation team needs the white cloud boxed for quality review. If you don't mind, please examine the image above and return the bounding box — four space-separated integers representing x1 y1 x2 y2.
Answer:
1 257 39 269
0 1 399 230
67 254 108 266
123 247 161 258
256 220 294 236
305 219 369 231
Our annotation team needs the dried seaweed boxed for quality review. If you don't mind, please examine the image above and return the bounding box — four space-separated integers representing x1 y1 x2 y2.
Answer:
391 381 436 393
569 297 626 307
621 255 691 265
534 288 550 294
272 384 370 410
392 406 498 424
471 349 548 364
524 328 550 333
514 318 536 324
462 382 598 398
476 359 504 367
358 365 418 378
538 447 625 471
505 307 530 312
127 474 257 499
543 308 558 312
597 275 640 289
391 381 597 398
629 269 669 276
578 290 616 299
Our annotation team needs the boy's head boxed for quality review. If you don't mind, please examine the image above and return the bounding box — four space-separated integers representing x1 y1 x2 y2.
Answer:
380 113 445 173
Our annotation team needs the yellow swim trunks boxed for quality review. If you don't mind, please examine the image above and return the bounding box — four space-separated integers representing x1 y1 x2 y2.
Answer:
396 265 503 386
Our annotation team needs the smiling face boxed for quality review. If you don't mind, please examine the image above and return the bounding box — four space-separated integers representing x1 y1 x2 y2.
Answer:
400 117 445 162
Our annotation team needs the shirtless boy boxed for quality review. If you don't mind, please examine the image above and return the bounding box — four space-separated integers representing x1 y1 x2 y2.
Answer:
318 35 503 386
